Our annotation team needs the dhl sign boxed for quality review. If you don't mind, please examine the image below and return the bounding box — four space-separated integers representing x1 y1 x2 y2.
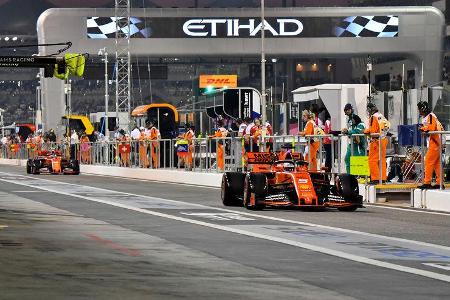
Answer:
199 75 238 88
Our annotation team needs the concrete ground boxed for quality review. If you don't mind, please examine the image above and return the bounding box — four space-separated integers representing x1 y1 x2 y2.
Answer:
0 165 449 300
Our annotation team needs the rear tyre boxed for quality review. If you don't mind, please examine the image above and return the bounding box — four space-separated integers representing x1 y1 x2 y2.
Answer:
71 160 80 175
26 160 32 174
221 175 242 206
243 174 266 210
31 160 41 174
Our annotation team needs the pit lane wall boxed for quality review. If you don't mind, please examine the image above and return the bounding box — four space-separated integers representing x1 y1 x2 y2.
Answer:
0 158 223 187
413 189 450 212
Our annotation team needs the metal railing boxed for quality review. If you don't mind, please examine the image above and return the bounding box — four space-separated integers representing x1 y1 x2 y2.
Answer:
1 132 448 189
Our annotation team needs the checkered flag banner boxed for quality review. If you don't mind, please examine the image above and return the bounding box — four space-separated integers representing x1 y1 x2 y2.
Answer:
334 16 399 38
87 17 152 39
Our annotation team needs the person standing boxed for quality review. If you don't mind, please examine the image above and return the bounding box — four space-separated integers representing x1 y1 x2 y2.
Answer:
236 118 247 169
148 120 161 168
343 103 354 131
70 129 79 160
249 118 263 153
80 133 91 164
244 117 255 152
138 127 149 168
264 120 273 152
342 114 366 173
322 110 332 171
364 103 388 183
183 123 195 170
209 119 228 171
299 110 319 171
418 101 444 189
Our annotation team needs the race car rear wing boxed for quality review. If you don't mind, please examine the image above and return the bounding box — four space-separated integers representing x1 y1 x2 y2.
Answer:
246 152 277 164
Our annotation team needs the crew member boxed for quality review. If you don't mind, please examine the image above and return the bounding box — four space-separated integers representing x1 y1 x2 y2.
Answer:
237 118 247 138
26 134 36 159
418 101 443 188
264 120 273 152
364 103 388 183
148 120 161 168
236 118 247 169
183 123 195 170
138 127 149 168
120 133 131 167
344 103 355 130
210 119 228 171
299 110 319 171
342 114 366 174
80 133 91 164
70 129 79 160
250 118 263 153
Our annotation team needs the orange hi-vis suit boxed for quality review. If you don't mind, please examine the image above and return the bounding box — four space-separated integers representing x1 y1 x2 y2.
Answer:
212 127 228 171
365 112 388 181
183 129 195 168
120 136 131 167
80 135 91 164
149 126 161 168
139 132 149 168
26 137 36 158
421 112 442 185
302 119 319 171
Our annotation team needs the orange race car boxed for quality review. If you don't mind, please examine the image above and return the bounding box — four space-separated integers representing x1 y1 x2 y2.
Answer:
26 150 80 175
221 152 363 211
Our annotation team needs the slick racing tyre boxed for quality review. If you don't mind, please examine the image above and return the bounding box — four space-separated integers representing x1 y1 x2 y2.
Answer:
70 160 80 175
221 174 242 206
243 173 266 210
26 159 32 174
335 174 359 200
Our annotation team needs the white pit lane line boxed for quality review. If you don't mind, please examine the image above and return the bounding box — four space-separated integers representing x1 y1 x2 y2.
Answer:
0 172 450 283
86 173 450 216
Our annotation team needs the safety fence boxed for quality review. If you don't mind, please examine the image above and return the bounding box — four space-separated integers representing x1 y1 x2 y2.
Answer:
1 132 449 188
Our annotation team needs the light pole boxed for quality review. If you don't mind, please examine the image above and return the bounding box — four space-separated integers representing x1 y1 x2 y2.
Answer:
0 108 4 138
272 58 277 102
98 48 109 139
260 0 267 124
367 55 372 101
35 72 42 131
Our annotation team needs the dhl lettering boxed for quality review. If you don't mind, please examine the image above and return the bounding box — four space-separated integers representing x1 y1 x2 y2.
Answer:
206 79 231 84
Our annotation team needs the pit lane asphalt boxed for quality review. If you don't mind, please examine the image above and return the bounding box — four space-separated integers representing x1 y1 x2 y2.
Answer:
0 165 449 299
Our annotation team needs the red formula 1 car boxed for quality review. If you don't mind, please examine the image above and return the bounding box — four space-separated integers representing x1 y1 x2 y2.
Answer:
221 152 363 211
26 150 80 175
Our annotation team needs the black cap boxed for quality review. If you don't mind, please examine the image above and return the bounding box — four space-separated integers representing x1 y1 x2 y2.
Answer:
344 103 353 111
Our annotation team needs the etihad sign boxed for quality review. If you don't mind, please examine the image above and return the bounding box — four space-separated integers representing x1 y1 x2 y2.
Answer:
199 75 238 88
183 18 303 37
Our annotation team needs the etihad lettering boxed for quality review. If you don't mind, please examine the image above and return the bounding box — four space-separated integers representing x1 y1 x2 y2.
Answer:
183 18 303 37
